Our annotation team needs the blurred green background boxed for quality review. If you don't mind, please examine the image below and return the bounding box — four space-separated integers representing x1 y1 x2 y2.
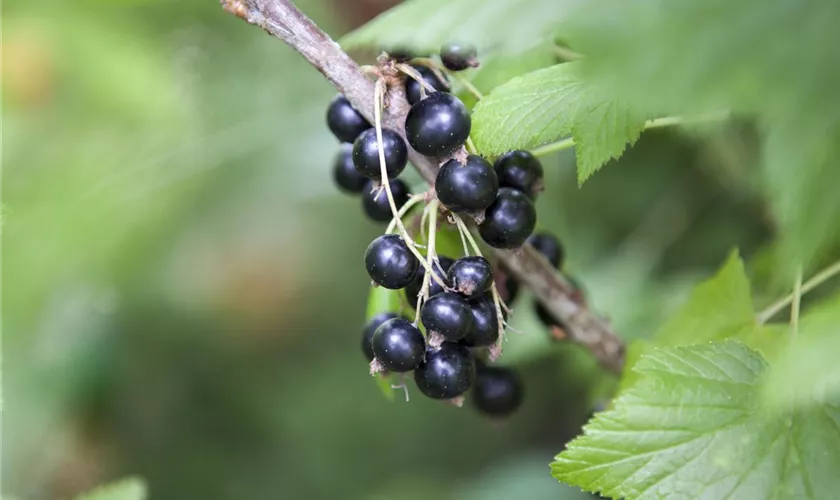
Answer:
2 1 776 499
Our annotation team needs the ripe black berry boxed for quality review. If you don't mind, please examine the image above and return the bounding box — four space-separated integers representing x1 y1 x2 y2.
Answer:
363 312 400 361
362 179 410 223
435 155 499 213
404 93 471 158
440 42 479 71
478 188 537 249
420 291 473 341
405 257 453 308
365 234 419 289
386 48 414 62
493 150 544 198
447 256 493 299
326 94 371 143
352 128 408 180
460 296 499 347
371 318 426 372
414 342 475 399
527 232 564 269
406 65 449 105
332 143 368 194
472 365 523 417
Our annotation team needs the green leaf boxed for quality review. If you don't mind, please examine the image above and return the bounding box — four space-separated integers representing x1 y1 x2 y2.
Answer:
655 250 755 345
552 342 840 499
763 292 840 411
470 62 646 184
458 45 557 110
341 0 574 54
562 0 840 276
75 477 147 500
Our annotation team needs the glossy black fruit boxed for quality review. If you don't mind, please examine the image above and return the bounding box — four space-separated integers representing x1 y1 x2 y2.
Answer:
493 150 544 198
478 188 537 249
440 42 478 71
420 291 473 341
472 365 523 417
405 257 454 308
365 234 419 289
404 93 471 158
371 318 426 372
406 65 449 105
352 128 408 180
527 232 564 269
361 179 410 223
326 94 371 143
460 296 499 347
414 342 475 399
363 312 400 361
447 256 493 299
332 143 367 194
386 48 414 62
435 155 499 212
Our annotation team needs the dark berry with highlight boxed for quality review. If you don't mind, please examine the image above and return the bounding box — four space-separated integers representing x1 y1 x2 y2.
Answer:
414 342 475 399
364 234 419 289
371 318 426 372
352 128 408 180
404 93 471 158
435 155 499 213
447 256 493 299
478 188 537 249
326 94 371 143
361 179 410 223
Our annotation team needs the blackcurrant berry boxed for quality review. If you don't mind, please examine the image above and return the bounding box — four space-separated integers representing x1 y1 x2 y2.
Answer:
447 256 493 299
414 342 475 399
371 318 426 372
420 291 473 341
405 256 454 308
365 234 419 289
352 128 408 180
440 42 479 71
472 365 523 417
406 65 449 105
478 188 537 249
386 48 414 62
460 296 499 347
527 232 564 269
493 150 544 198
363 312 400 361
435 155 499 213
361 179 410 223
326 94 371 143
332 143 368 194
404 93 471 158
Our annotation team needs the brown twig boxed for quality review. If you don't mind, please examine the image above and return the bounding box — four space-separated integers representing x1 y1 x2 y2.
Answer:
220 0 625 373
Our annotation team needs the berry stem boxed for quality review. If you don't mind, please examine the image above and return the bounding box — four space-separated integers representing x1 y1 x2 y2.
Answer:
385 193 425 235
465 137 478 155
396 63 440 100
408 58 451 91
757 258 840 323
449 71 484 100
415 200 440 325
374 79 447 289
790 267 803 337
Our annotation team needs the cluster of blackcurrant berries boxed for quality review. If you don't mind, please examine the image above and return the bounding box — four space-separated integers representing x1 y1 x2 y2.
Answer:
326 43 573 417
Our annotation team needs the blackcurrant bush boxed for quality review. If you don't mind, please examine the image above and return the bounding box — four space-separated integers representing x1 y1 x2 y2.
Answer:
493 150 544 198
447 256 493 299
361 179 410 223
363 312 400 361
478 188 537 249
472 365 523 417
435 155 499 213
365 234 419 289
352 128 408 180
414 342 475 399
332 143 367 194
326 94 371 143
404 93 471 158
440 42 479 71
420 291 473 341
371 318 426 372
405 256 454 308
460 296 499 347
527 232 564 269
406 65 449 105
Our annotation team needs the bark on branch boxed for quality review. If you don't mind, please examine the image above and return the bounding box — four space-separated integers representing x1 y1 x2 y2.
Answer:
221 0 626 373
